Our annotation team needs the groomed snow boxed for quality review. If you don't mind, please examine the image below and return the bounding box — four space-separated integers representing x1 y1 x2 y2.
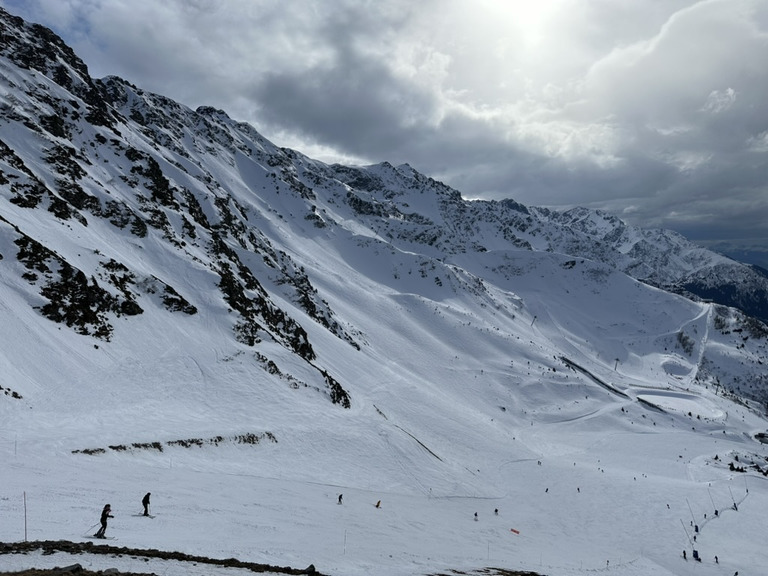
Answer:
2 275 768 576
2 17 768 573
2 197 768 576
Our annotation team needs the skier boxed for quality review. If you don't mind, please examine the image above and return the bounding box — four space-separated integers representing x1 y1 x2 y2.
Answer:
494 508 498 516
338 494 343 505
94 504 113 538
142 492 151 516
375 500 381 508
474 512 478 521
692 549 701 562
682 550 686 560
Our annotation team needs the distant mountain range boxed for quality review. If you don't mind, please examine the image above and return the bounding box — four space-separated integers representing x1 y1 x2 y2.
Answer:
6 9 768 574
1 5 766 409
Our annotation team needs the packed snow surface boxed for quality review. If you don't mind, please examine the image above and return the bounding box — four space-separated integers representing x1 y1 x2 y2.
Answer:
2 264 768 576
1 8 768 574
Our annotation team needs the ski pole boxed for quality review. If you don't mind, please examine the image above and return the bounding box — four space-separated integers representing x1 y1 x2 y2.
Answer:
83 523 99 537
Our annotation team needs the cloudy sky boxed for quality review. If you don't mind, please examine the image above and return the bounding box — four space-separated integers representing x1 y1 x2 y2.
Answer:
3 0 768 267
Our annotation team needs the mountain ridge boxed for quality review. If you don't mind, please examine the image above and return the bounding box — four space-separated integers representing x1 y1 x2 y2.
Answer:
3 8 768 575
1 5 767 412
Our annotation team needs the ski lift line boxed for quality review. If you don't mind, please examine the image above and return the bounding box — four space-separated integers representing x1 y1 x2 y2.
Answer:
380 428 432 497
635 396 668 413
685 498 696 526
392 424 443 461
559 356 629 398
679 519 693 546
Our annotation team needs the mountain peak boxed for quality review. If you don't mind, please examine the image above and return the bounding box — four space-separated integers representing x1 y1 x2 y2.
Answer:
2 9 768 574
0 6 88 80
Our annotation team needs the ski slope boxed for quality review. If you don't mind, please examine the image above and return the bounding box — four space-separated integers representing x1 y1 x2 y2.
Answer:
1 7 768 573
3 248 768 576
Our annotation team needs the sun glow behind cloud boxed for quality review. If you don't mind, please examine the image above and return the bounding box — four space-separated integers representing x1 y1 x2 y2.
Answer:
2 0 768 266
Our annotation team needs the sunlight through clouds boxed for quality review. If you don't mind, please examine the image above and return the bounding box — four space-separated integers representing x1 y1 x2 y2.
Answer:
1 0 767 266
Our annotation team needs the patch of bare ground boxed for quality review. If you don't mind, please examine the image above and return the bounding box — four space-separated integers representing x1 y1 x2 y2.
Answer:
426 569 544 576
0 540 321 576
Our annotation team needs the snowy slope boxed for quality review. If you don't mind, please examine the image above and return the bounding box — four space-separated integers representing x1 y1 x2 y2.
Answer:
2 7 768 576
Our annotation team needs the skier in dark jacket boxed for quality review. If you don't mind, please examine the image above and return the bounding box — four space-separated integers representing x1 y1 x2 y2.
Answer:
95 504 113 538
142 493 151 516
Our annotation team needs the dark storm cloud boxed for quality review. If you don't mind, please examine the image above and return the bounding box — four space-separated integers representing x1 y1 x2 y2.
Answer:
252 38 435 158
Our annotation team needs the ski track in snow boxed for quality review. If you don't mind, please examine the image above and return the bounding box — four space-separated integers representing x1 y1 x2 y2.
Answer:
3 392 768 576
1 11 768 575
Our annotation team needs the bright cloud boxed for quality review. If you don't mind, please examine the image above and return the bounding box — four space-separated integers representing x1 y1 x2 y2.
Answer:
2 0 768 267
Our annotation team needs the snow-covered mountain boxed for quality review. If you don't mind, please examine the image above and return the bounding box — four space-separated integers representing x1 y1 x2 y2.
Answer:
2 7 768 576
